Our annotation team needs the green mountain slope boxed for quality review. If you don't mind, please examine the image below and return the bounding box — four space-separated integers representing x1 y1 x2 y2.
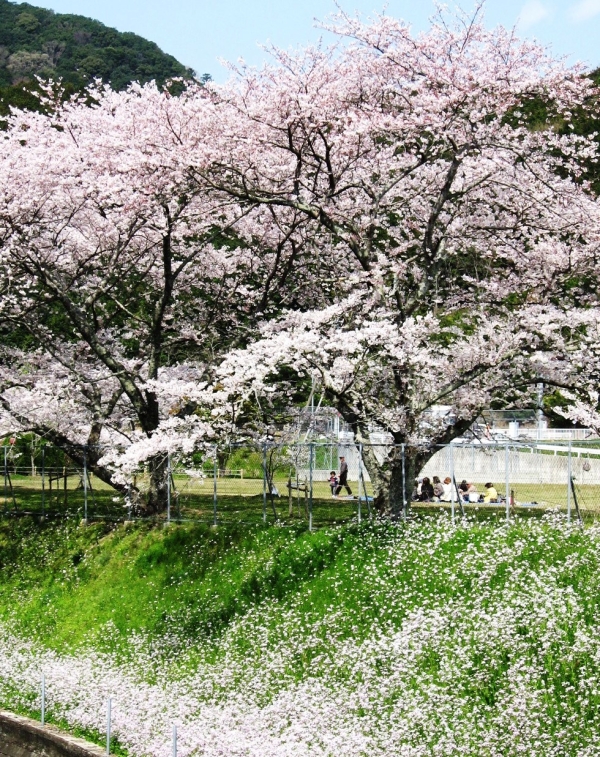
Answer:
0 0 194 112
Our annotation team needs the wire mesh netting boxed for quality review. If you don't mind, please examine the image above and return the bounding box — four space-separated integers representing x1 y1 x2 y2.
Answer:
173 444 363 527
1 465 130 520
2 440 600 526
420 441 600 522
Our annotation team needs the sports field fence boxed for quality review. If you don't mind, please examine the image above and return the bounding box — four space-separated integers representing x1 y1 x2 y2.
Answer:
1 440 599 528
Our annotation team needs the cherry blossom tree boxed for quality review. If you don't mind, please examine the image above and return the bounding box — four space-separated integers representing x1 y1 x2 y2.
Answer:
203 7 600 514
0 82 315 510
3 7 600 516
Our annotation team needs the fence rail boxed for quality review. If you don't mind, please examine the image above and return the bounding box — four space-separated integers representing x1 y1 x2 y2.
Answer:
2 441 599 528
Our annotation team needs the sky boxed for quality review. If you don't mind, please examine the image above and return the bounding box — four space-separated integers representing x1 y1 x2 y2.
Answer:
30 0 600 81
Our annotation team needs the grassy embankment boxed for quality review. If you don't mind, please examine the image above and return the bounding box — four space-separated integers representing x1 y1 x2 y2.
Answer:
2 514 600 754
0 517 357 654
0 511 593 657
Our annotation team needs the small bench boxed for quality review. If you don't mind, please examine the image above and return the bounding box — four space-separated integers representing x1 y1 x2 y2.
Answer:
287 477 309 517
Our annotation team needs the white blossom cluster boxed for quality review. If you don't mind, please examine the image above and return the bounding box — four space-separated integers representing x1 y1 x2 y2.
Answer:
1 7 600 501
2 516 600 755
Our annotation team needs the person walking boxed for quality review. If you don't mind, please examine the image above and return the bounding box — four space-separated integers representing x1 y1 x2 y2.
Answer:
328 471 338 496
335 456 353 497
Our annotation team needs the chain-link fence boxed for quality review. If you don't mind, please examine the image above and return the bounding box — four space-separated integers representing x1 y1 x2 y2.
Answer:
0 452 130 522
2 440 599 527
419 440 600 523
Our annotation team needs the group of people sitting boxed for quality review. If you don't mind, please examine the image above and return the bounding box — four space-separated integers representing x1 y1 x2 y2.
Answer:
457 480 500 504
414 476 453 502
414 477 500 504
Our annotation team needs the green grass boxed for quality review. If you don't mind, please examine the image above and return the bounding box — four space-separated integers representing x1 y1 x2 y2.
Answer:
0 511 592 660
0 472 361 526
4 515 600 753
0 517 357 655
4 470 600 527
0 513 508 659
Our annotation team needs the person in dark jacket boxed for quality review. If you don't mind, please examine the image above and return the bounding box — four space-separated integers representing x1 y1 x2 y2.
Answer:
419 477 434 501
328 471 338 495
334 456 353 496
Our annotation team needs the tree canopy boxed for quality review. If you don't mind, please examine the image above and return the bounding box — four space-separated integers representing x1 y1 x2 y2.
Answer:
1 7 600 514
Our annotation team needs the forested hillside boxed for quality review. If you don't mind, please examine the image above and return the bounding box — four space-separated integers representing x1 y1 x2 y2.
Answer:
0 0 194 112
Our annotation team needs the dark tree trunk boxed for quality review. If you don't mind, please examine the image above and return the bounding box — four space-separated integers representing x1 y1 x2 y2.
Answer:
69 445 169 515
262 447 280 520
360 443 434 518
144 454 170 514
387 455 413 518
333 393 480 519
85 451 128 496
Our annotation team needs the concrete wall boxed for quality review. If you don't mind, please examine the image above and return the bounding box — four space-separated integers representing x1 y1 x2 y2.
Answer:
422 445 600 485
300 443 600 486
0 711 105 757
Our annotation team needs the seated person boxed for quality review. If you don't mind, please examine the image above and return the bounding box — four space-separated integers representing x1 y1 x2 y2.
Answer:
440 477 453 502
412 478 421 501
432 476 444 499
419 476 434 502
483 482 499 503
466 483 479 503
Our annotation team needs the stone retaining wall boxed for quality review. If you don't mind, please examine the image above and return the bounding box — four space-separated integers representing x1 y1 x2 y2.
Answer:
0 711 106 757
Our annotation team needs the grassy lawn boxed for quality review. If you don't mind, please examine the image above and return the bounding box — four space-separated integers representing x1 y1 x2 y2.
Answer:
3 471 600 525
0 472 361 526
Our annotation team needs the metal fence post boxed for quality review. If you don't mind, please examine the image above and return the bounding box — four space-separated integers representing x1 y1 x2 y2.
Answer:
167 453 172 524
172 724 177 757
41 674 45 726
309 442 314 532
213 445 218 526
262 442 267 524
567 440 572 523
401 444 407 521
106 697 111 756
357 443 362 525
505 443 510 525
450 443 455 523
41 446 45 519
83 448 88 523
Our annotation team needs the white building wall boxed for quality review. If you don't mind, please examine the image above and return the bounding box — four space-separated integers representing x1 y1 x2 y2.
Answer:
301 444 600 485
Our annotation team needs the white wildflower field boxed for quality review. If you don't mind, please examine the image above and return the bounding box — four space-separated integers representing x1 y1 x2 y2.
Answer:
1 515 600 756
